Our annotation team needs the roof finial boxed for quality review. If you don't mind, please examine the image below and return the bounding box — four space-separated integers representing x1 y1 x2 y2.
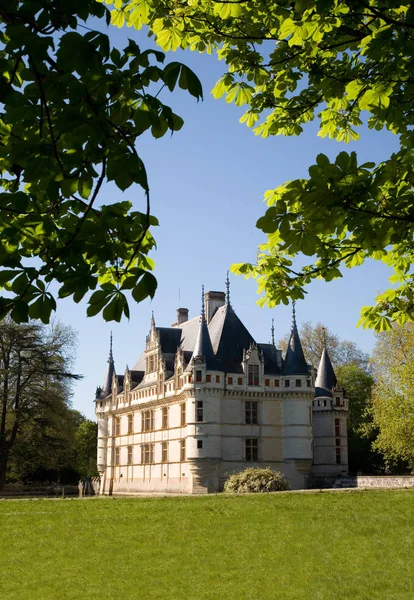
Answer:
108 331 113 363
225 271 231 306
201 284 205 320
292 300 297 329
271 318 275 346
322 326 327 348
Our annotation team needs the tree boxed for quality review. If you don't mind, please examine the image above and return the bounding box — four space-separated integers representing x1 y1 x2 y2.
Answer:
0 319 79 489
0 0 202 324
369 323 414 469
106 0 414 330
73 420 98 479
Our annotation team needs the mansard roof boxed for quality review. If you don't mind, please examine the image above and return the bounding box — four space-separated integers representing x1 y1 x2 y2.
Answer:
315 347 337 398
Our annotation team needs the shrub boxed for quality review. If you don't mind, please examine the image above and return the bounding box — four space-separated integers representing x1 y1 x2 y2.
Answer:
224 467 290 494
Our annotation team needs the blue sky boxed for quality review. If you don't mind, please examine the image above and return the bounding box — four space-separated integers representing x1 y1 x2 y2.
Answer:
60 23 400 419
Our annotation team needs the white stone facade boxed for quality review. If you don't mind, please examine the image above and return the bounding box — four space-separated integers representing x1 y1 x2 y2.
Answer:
95 292 347 494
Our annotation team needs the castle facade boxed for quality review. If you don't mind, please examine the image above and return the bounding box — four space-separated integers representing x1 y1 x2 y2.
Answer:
95 289 348 494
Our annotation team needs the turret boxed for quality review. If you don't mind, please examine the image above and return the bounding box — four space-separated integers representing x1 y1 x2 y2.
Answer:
311 344 349 478
190 286 217 375
283 303 309 376
95 333 115 491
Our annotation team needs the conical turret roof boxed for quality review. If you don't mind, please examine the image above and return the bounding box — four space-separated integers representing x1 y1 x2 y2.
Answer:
315 347 337 398
102 333 115 396
191 314 217 368
283 304 309 375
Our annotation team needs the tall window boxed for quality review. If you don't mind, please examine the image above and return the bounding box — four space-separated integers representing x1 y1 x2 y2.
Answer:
127 446 133 465
196 400 203 423
336 447 341 465
248 364 259 386
115 416 121 437
142 444 154 464
162 406 168 429
181 402 186 426
180 439 186 462
162 441 168 463
335 418 340 437
143 410 154 432
245 401 258 425
128 414 133 435
284 379 290 388
115 447 120 466
246 439 258 462
336 397 341 407
295 379 302 387
195 370 202 383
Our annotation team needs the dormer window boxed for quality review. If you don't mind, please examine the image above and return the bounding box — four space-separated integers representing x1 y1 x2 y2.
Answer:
248 364 259 386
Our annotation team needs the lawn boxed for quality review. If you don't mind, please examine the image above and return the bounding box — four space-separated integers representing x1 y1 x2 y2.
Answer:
0 490 413 600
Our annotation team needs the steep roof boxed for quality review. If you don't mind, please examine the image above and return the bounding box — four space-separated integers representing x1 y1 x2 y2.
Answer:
102 335 115 396
191 315 217 369
209 304 256 373
315 347 337 398
258 344 282 375
283 309 309 376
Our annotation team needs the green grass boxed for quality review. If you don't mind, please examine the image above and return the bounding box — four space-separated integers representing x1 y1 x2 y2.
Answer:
0 490 413 600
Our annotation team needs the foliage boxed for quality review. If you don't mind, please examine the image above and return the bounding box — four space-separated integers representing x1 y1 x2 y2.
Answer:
73 420 98 478
0 319 80 489
106 0 414 330
1 492 414 599
0 0 202 324
224 467 289 493
370 323 414 469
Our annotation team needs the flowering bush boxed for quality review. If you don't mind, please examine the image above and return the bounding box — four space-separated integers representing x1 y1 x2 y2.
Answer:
224 467 290 494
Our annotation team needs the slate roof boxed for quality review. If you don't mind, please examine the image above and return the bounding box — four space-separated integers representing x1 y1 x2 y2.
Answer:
102 346 115 396
258 344 282 375
209 304 256 373
283 324 309 375
315 347 337 398
191 315 217 369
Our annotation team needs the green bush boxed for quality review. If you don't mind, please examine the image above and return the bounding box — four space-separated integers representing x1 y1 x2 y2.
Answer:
224 467 290 494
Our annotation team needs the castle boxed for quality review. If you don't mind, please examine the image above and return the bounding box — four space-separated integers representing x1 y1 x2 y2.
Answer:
95 287 348 494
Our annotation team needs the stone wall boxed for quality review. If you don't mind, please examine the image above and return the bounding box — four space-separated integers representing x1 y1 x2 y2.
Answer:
334 475 414 489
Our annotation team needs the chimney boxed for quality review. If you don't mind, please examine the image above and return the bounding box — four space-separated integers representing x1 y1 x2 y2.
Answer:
205 291 225 323
176 308 189 325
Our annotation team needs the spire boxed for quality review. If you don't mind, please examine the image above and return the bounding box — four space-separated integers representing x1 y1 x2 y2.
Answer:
271 318 275 346
191 286 217 368
225 271 231 307
315 346 337 398
201 284 205 319
102 332 115 396
283 302 308 375
151 311 155 328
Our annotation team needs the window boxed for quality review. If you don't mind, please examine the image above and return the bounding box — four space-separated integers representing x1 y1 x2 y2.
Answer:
162 441 168 463
295 379 302 387
336 447 341 465
284 379 290 388
323 400 327 407
248 364 259 386
197 440 203 449
196 401 203 423
115 447 120 466
246 438 258 462
228 376 233 385
181 403 186 426
127 446 133 465
307 379 311 387
216 375 220 383
245 401 258 425
128 414 133 435
335 418 340 437
143 410 154 432
142 444 154 464
206 374 211 383
275 379 280 387
180 439 186 462
265 378 270 387
238 377 243 385
336 438 340 447
195 370 202 383
336 396 341 407
162 406 168 429
115 416 121 436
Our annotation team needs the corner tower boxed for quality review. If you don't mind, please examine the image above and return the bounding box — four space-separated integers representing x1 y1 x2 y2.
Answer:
311 345 349 478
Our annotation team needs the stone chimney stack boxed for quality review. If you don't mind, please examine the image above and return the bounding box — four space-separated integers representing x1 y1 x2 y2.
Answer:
176 308 189 325
204 291 225 323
